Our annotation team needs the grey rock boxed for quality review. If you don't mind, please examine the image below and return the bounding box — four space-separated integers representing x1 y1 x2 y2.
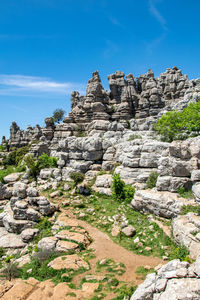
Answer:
3 173 22 183
121 225 136 237
0 183 12 200
0 227 26 248
132 190 195 219
20 228 39 243
13 182 27 198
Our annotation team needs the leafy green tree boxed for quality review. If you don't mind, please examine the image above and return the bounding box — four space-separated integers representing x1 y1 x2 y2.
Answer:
52 109 65 124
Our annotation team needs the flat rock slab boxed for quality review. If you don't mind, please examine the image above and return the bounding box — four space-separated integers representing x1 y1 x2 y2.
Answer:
56 230 90 246
56 240 80 252
0 227 25 248
3 173 22 183
48 254 89 270
1 278 38 300
55 216 79 227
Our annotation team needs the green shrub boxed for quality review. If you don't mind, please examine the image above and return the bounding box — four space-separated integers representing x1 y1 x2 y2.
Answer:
0 258 20 281
112 174 125 201
52 108 65 124
24 153 58 181
168 244 189 261
70 172 85 187
112 174 135 202
124 184 135 203
154 100 200 142
37 153 58 169
2 145 30 167
146 172 159 189
24 154 40 181
0 145 5 152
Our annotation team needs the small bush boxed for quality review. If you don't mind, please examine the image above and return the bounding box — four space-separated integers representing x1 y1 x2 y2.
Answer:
112 174 125 201
168 244 189 261
126 120 131 129
2 145 30 167
0 258 20 281
124 184 135 203
112 174 135 202
70 172 85 187
52 108 65 124
24 153 58 181
146 172 159 189
37 153 58 169
24 154 40 181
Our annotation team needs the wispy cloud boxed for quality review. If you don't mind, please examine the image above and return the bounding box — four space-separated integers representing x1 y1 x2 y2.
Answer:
0 74 85 97
148 0 167 31
109 16 124 28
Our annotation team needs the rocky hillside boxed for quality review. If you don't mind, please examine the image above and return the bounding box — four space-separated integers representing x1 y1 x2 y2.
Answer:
0 67 200 299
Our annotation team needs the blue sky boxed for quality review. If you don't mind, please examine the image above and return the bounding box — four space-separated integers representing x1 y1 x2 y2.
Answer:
0 0 200 140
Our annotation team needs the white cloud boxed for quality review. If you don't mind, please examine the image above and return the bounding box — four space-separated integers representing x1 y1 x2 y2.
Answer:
0 74 85 97
148 0 167 31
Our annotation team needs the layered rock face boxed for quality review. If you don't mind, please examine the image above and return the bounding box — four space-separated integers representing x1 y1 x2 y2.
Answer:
131 258 200 300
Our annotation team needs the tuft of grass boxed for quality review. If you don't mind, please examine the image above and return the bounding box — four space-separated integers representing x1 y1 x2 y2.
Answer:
128 134 142 141
178 187 194 199
180 205 200 215
136 266 155 280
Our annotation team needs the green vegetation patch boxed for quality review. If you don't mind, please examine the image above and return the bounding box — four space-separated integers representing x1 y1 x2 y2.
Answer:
154 100 200 142
180 205 200 215
146 172 159 189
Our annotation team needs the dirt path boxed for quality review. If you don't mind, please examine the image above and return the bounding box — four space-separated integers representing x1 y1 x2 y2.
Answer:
0 205 163 300
70 215 162 283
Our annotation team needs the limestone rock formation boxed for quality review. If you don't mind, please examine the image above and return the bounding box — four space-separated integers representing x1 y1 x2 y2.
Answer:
131 258 200 300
